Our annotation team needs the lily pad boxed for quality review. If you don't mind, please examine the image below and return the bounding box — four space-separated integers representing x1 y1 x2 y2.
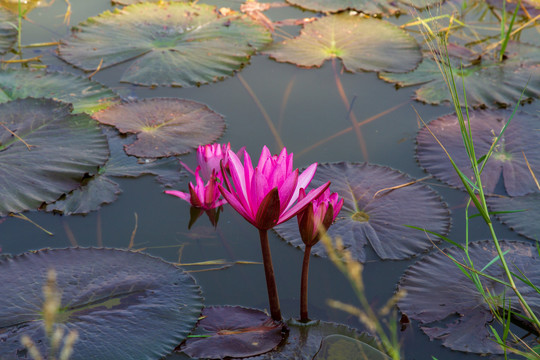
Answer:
181 306 285 359
416 109 540 196
285 0 442 15
379 43 540 108
264 14 421 73
46 127 185 215
0 68 121 114
58 2 272 87
0 98 109 216
487 194 540 241
397 240 540 354
314 334 391 360
0 247 203 360
92 98 225 158
274 162 451 262
0 8 16 54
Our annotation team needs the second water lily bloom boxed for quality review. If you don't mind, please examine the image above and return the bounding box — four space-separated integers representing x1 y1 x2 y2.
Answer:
165 168 226 211
219 146 330 231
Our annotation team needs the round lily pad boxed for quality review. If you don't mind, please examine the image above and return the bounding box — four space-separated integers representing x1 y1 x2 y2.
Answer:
264 14 421 74
58 2 272 87
398 240 540 354
0 98 109 216
285 0 442 15
380 42 540 108
92 98 226 158
314 334 391 360
181 306 285 359
0 69 121 114
416 109 540 197
0 9 16 54
0 247 203 360
487 194 540 241
274 162 451 262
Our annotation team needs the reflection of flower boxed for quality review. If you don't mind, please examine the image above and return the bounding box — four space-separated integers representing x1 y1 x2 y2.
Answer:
297 189 343 246
219 146 330 230
165 168 226 211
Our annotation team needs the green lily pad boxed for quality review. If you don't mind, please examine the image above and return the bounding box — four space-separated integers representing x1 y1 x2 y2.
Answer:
92 98 226 158
274 162 451 262
285 0 442 15
113 0 187 4
0 247 203 360
398 240 540 354
265 14 421 73
314 334 391 360
0 98 109 216
58 2 272 87
416 109 540 197
488 194 540 241
0 8 16 54
46 127 185 215
0 69 121 114
380 42 540 108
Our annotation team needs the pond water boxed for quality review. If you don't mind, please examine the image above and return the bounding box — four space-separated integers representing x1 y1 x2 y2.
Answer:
0 0 538 359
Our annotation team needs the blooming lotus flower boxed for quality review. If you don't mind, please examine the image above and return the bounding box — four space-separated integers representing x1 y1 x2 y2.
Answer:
297 188 344 246
165 168 226 211
219 146 330 230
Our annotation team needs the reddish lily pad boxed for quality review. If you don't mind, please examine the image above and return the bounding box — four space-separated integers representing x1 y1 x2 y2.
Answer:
0 98 109 216
284 0 442 14
487 194 540 241
274 162 451 262
397 240 540 354
0 69 120 114
181 306 285 359
58 3 272 87
264 14 421 74
46 127 185 215
0 247 203 360
92 98 225 158
416 109 540 197
0 9 16 54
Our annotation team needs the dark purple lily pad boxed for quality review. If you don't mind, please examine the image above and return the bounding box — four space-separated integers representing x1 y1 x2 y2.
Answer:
181 306 285 359
264 14 421 74
416 109 540 197
0 247 203 360
284 0 442 15
397 240 540 354
46 127 185 215
92 98 226 158
487 194 540 241
274 162 451 262
0 98 109 216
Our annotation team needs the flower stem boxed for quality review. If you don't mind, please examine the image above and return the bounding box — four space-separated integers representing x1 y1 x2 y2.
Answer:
258 229 282 321
300 244 312 322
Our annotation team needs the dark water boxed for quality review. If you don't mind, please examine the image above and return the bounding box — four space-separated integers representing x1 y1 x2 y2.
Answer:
1 0 537 359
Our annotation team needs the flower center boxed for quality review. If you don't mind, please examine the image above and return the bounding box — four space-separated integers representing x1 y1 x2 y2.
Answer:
351 211 369 222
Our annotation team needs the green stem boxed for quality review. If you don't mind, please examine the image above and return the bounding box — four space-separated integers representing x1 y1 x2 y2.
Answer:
258 229 282 321
300 244 312 322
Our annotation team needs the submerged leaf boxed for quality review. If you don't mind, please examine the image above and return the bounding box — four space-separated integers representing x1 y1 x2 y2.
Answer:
314 334 391 360
488 194 540 241
0 98 109 216
416 109 540 196
92 98 225 158
398 240 540 354
0 248 203 360
274 162 451 262
58 2 272 87
284 0 442 15
265 14 421 73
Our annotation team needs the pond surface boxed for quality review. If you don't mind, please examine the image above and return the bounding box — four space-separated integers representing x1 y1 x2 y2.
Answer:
0 0 538 359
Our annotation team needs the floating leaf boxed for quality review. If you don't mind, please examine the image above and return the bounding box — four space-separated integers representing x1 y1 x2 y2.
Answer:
0 69 120 114
0 98 109 216
181 306 285 359
0 247 203 360
284 0 442 15
488 194 540 240
46 127 185 215
58 3 272 87
93 98 225 158
314 334 391 360
0 8 16 54
398 240 540 354
264 14 421 73
416 109 540 196
275 162 451 262
113 0 187 4
380 43 540 108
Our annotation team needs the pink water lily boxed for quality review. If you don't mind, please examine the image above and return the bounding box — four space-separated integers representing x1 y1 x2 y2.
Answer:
219 146 330 231
196 143 230 182
165 168 226 211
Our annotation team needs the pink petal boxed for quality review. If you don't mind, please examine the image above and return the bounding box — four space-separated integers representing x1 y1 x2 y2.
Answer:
278 181 330 225
164 190 191 202
218 185 254 225
278 169 299 213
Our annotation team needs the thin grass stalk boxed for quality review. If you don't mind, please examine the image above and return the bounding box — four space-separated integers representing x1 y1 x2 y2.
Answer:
258 229 282 321
300 244 312 322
